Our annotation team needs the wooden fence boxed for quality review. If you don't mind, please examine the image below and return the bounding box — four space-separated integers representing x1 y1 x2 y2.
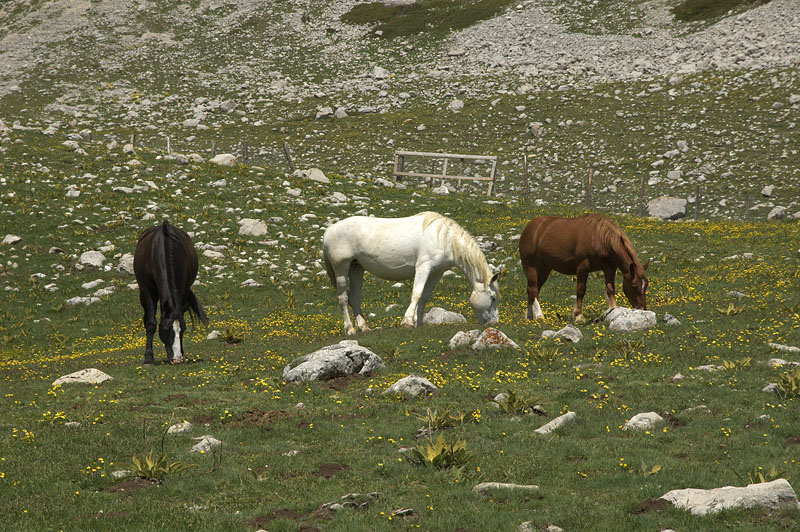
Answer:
392 150 498 196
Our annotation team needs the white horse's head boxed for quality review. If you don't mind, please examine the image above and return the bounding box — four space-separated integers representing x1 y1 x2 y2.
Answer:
469 271 500 326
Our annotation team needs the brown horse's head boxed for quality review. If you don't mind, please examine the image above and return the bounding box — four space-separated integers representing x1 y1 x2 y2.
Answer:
622 259 650 310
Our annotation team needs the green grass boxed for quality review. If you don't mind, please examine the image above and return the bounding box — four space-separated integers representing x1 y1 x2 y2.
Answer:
672 0 772 22
341 0 516 38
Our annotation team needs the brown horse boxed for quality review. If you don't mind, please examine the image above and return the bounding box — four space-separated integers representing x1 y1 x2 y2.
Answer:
518 213 649 322
134 221 208 365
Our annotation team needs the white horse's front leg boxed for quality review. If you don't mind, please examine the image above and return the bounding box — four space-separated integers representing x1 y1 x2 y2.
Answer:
415 271 443 326
401 264 432 327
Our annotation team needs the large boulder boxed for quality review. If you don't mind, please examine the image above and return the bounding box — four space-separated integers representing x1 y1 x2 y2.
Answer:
423 307 466 325
623 412 664 431
238 218 268 237
283 340 384 383
53 368 113 386
647 195 687 220
602 307 656 332
383 375 437 398
659 479 800 516
449 329 481 349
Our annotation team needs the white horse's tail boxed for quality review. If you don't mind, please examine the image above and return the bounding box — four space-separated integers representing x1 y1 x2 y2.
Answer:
323 247 337 288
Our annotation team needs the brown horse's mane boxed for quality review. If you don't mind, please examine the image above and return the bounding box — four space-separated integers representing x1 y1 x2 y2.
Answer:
582 213 640 266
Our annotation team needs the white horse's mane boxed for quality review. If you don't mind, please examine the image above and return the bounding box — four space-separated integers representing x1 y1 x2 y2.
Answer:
419 211 493 285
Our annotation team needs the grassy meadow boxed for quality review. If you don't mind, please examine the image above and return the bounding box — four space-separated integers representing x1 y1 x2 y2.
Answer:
1 0 800 529
0 122 799 531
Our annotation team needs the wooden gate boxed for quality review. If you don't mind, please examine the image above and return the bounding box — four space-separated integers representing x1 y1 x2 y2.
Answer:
392 151 498 196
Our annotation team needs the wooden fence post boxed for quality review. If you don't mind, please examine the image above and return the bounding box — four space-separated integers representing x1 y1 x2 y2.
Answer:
396 154 405 182
242 141 249 164
211 140 216 158
585 167 594 210
523 154 529 204
638 175 645 217
282 142 295 172
130 133 136 148
166 136 171 154
695 185 700 221
745 192 751 220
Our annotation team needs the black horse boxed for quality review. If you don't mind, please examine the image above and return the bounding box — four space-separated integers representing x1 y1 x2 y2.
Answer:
134 221 208 365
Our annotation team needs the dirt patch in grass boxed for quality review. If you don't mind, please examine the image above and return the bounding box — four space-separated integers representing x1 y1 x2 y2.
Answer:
323 374 365 390
234 408 291 427
634 498 672 514
245 508 324 531
106 477 161 494
663 412 687 429
192 414 216 426
785 436 800 447
312 463 351 478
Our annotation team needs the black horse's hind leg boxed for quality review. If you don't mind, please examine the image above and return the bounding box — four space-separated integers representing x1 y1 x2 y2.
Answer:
140 287 158 365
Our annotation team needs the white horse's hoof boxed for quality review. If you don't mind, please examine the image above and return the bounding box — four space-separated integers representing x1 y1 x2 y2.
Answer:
573 314 584 323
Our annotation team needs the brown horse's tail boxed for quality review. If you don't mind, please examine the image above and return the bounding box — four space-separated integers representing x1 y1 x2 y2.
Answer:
188 290 209 326
323 247 336 288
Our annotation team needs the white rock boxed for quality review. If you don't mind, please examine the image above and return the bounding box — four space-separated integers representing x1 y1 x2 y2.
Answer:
283 341 384 383
372 66 390 80
53 368 113 386
449 329 481 349
210 154 237 166
203 250 224 260
190 435 223 453
447 99 465 112
2 234 21 245
647 195 687 220
767 206 786 220
79 251 105 267
238 218 268 237
769 343 800 354
423 307 466 325
659 479 800 516
624 412 664 431
534 412 576 435
241 278 262 288
761 185 775 197
473 482 540 495
602 307 657 331
65 296 101 306
167 422 193 435
293 168 330 184
206 330 221 340
541 325 583 343
432 185 449 195
82 279 104 290
118 253 135 275
383 375 437 397
472 328 519 350
210 179 227 188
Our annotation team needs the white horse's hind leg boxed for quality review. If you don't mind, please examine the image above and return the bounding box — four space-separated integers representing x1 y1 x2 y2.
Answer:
402 263 432 327
332 263 355 335
348 263 370 332
415 271 443 326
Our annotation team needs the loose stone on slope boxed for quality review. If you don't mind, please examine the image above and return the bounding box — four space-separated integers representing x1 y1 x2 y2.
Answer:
52 368 113 386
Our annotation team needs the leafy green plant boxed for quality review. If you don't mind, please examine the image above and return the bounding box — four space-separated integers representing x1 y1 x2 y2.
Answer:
721 357 752 372
416 407 469 433
222 327 245 344
404 433 472 469
717 302 745 316
129 451 196 480
775 369 800 399
530 345 560 369
489 389 539 416
639 462 662 477
732 465 786 484
611 338 644 362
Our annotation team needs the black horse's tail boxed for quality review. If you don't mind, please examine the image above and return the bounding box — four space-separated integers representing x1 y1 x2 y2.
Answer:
188 290 209 326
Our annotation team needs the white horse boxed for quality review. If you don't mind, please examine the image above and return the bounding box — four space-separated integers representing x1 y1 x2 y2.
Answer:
322 211 499 335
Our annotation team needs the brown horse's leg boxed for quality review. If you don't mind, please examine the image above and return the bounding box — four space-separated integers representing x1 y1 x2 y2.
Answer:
139 287 157 365
603 266 617 310
523 261 548 320
573 261 590 322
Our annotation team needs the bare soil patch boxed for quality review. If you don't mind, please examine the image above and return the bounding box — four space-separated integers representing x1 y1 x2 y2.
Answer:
312 463 351 478
634 498 672 514
106 477 161 494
